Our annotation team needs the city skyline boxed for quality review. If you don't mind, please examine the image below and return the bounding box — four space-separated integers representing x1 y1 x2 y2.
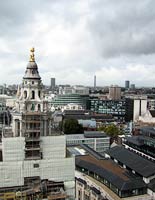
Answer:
0 0 155 87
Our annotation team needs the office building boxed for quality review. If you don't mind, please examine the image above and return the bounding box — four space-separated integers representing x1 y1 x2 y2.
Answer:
109 85 121 100
88 98 125 121
130 84 135 90
51 93 89 110
94 75 96 89
124 126 155 160
51 77 56 88
125 96 147 122
59 86 89 95
66 131 110 154
125 80 130 89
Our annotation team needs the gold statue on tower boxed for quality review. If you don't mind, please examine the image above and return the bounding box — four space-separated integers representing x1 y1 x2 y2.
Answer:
29 47 35 62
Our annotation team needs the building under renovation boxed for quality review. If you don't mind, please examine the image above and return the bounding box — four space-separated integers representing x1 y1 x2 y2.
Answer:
0 48 75 200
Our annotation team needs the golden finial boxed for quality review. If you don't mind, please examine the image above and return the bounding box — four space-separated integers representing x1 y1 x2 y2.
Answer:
29 47 35 62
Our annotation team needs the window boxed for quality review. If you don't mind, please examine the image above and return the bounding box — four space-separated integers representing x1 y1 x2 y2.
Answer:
38 90 41 98
32 81 34 84
31 103 35 111
32 91 35 99
24 91 27 99
33 163 39 168
38 104 41 111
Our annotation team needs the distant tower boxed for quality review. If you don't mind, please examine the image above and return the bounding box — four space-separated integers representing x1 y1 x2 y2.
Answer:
130 84 135 90
109 85 121 100
125 80 130 89
94 75 96 89
51 77 56 89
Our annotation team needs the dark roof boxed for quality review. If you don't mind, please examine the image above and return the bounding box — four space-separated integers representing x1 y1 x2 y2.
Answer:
140 126 155 135
126 136 144 146
106 146 155 177
84 131 107 138
76 155 146 191
64 115 91 120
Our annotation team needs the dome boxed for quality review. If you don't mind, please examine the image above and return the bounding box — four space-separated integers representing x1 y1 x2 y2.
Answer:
23 48 41 80
27 61 38 69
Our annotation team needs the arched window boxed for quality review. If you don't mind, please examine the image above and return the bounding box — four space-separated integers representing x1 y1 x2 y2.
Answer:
24 91 27 99
38 104 41 111
32 91 35 99
38 90 41 98
31 103 35 111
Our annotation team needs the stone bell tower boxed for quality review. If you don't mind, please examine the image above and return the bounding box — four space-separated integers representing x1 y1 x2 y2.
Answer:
12 49 51 153
16 48 47 113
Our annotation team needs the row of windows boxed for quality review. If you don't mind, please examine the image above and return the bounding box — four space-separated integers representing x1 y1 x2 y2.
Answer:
78 167 147 198
24 90 41 99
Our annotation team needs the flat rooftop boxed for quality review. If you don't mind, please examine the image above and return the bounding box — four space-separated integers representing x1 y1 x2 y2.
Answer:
66 131 108 139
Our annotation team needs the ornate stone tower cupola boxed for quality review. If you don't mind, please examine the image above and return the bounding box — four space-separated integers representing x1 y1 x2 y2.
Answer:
16 48 47 113
23 47 41 80
13 48 49 138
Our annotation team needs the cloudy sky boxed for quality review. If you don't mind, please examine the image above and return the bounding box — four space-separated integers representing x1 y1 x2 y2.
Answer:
0 0 155 87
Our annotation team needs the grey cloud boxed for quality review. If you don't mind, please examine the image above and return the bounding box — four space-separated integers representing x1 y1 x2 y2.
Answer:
0 0 81 38
0 0 155 86
88 0 155 57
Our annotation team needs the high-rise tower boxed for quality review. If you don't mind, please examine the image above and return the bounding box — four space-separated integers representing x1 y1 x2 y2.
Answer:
94 75 96 89
125 80 130 89
51 77 56 89
109 85 121 100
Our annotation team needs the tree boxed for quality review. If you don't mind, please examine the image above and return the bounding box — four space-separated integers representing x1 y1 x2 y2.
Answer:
62 118 84 134
105 124 120 137
98 125 106 132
